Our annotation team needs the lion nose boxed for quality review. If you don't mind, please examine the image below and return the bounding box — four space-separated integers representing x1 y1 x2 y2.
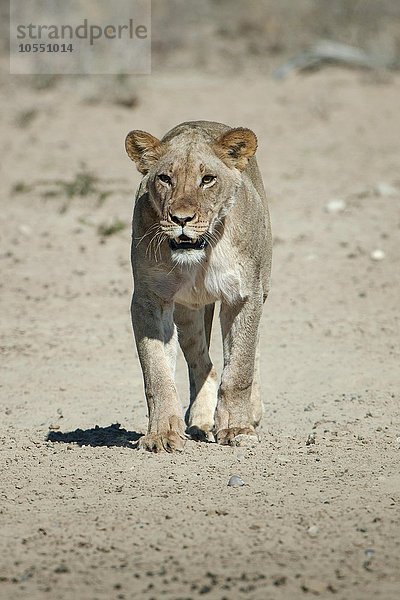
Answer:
169 211 196 226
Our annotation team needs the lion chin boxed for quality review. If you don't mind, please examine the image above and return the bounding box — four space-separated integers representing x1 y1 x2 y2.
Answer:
168 234 209 266
170 247 207 267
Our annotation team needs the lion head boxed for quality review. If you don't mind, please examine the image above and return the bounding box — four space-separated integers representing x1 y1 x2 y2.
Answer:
125 125 257 261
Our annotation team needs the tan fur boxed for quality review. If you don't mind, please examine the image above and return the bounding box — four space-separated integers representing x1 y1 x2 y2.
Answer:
212 127 258 171
125 121 272 452
125 130 165 175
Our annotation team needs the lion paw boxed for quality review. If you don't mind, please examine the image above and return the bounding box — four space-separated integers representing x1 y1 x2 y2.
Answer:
187 425 215 443
138 430 186 453
216 427 259 447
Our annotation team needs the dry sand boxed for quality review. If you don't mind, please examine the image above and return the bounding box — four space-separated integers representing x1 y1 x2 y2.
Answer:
1 69 400 599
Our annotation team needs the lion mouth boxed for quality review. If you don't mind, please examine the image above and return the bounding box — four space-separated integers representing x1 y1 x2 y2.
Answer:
168 234 208 251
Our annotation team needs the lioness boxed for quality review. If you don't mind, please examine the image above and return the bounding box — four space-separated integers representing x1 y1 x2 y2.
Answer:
125 121 272 452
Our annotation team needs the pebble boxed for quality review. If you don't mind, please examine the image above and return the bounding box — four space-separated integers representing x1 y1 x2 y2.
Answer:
375 182 397 197
18 224 32 237
228 474 246 488
308 525 319 537
48 423 60 430
370 249 385 261
306 432 316 446
301 577 327 594
54 564 69 573
325 198 346 213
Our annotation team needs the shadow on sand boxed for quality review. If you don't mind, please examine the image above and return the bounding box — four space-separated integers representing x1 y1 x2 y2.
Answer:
47 423 142 449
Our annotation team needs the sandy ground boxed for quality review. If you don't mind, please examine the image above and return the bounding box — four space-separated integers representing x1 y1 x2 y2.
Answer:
1 68 400 599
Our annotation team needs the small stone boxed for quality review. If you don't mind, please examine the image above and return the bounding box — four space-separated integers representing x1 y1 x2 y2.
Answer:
48 423 60 430
325 198 346 213
375 182 397 197
54 564 69 573
231 433 259 447
306 432 316 446
18 224 32 237
370 249 385 261
301 577 326 593
235 450 246 462
228 474 246 488
308 525 319 537
272 575 287 586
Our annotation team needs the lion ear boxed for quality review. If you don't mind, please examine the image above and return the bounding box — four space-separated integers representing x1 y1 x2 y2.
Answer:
213 127 257 171
125 130 166 175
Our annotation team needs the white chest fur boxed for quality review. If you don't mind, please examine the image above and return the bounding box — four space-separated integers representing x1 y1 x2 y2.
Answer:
176 239 243 308
151 240 243 309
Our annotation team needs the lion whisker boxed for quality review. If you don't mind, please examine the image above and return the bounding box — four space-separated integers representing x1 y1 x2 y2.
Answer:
146 229 162 259
204 230 219 249
154 232 167 262
135 223 160 248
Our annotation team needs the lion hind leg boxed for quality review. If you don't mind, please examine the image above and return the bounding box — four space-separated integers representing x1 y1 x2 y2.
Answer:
251 337 264 427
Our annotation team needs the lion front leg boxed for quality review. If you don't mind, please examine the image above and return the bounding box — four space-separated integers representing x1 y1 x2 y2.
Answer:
215 293 263 446
131 295 185 452
174 303 218 442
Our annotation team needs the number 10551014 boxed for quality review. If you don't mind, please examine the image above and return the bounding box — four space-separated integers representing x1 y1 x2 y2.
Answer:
18 43 73 53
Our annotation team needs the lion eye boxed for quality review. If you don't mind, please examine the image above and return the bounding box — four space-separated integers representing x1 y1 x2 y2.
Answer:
201 175 216 186
158 173 172 185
